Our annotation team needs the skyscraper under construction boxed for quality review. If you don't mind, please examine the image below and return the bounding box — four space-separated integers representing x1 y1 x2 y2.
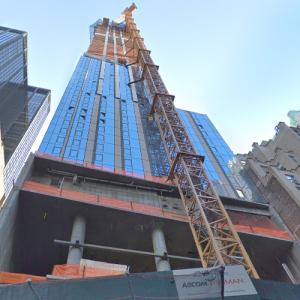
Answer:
0 4 300 299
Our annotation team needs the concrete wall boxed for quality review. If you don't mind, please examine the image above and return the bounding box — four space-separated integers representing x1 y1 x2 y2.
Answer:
0 154 34 271
31 171 184 215
241 122 300 239
246 167 300 236
286 241 300 283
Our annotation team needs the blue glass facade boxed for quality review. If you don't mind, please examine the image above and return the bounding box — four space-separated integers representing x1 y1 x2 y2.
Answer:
39 20 247 199
41 57 100 161
0 27 26 90
0 27 49 163
177 109 236 178
119 64 144 174
134 72 170 177
190 112 235 175
64 58 101 163
39 53 240 194
177 109 220 182
0 30 20 44
40 56 151 177
38 19 255 201
177 109 248 199
94 61 114 169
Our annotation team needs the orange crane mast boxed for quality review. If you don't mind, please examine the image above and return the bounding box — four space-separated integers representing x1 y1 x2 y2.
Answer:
122 3 259 279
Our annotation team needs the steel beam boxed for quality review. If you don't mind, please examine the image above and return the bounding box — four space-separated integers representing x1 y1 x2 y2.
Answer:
54 239 201 263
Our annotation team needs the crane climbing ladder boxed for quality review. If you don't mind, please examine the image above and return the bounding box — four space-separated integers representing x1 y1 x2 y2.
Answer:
122 3 259 279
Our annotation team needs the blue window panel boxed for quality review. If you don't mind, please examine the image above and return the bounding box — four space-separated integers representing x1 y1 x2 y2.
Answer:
77 149 85 161
0 30 19 45
57 137 64 144
190 112 234 176
39 141 47 152
53 147 61 155
177 109 220 181
118 64 144 176
96 154 103 160
103 153 114 166
63 57 101 162
104 143 114 152
94 61 115 169
39 56 92 157
45 143 55 154
70 150 77 157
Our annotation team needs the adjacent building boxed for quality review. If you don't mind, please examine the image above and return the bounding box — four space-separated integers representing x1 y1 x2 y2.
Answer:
237 122 300 239
0 26 50 203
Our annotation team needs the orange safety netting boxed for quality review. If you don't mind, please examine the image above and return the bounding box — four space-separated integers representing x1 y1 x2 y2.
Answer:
52 264 125 279
0 272 46 284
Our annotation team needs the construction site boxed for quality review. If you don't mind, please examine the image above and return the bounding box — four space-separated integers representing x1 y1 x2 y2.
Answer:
0 3 300 299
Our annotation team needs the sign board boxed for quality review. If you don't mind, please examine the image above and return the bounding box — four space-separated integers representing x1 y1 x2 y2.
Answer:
173 265 258 299
223 265 257 297
173 266 223 299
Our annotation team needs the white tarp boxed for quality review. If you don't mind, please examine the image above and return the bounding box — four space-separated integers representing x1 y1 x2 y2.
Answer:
173 265 258 299
80 259 128 272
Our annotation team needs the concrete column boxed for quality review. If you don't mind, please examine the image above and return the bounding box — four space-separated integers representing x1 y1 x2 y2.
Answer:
152 226 171 271
67 216 86 264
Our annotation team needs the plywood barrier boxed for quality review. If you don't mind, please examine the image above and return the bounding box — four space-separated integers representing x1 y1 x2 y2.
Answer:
0 272 46 284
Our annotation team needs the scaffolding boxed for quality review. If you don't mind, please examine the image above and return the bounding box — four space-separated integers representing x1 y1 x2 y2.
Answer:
121 3 259 278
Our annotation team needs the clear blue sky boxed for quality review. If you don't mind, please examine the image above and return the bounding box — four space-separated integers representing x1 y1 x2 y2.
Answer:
1 0 300 153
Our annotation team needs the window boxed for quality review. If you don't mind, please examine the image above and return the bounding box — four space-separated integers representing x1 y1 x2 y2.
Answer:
288 155 298 164
236 189 245 198
285 174 295 182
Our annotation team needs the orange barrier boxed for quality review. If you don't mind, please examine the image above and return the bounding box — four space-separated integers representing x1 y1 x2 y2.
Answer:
252 226 291 240
0 272 46 284
23 179 292 241
52 264 125 279
131 202 163 215
234 224 291 240
228 211 291 240
22 181 188 223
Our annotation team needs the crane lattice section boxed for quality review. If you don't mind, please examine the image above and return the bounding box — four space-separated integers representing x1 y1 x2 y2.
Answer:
122 3 259 278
